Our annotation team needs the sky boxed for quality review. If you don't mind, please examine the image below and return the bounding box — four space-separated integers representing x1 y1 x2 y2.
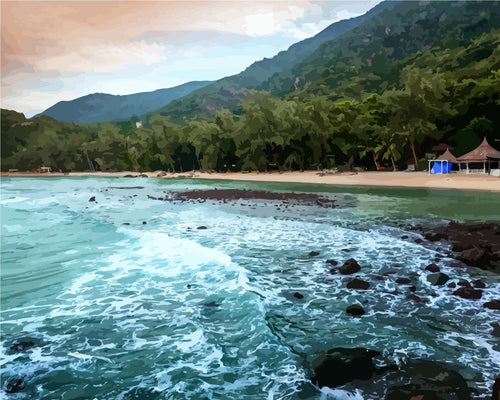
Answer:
1 0 381 117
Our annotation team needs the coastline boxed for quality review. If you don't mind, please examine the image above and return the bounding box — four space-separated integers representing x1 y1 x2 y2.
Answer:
2 170 500 192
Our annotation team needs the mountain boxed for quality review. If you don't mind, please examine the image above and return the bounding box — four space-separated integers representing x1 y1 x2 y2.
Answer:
38 80 212 124
148 1 399 123
261 0 500 100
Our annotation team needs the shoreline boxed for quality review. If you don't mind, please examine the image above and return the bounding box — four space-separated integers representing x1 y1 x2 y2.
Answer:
2 170 500 192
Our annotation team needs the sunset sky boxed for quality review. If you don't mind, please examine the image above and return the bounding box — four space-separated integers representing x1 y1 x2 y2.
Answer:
1 1 380 117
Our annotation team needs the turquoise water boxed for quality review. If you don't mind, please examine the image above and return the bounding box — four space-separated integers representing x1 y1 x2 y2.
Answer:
1 177 499 399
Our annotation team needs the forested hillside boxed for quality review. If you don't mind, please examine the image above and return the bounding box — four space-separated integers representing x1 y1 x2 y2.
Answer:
2 1 499 173
38 80 212 124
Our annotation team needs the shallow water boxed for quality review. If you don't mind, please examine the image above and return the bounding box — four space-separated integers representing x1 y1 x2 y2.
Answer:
1 177 499 399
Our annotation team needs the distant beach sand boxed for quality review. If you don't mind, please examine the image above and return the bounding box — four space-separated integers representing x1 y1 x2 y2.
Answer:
3 170 500 192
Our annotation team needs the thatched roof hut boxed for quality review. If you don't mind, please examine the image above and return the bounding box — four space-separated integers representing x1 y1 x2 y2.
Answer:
457 137 500 162
435 149 458 163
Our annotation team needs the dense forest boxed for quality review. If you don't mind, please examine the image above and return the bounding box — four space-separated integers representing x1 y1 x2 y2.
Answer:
2 1 500 172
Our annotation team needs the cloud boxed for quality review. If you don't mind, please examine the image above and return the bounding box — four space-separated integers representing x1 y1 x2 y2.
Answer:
1 0 381 115
36 40 167 73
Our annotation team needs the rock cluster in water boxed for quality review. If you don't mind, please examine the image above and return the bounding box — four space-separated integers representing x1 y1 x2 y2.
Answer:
311 347 473 399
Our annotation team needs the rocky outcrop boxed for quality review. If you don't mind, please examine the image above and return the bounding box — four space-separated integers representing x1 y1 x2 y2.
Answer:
347 278 370 290
385 360 471 400
410 222 500 272
311 347 380 388
484 300 500 310
453 286 483 300
339 258 361 275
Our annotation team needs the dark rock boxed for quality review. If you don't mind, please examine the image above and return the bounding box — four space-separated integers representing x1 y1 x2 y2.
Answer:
473 279 486 288
5 378 25 393
427 273 450 286
386 360 471 400
401 235 409 239
203 301 219 307
309 251 320 257
88 196 96 202
396 278 412 285
425 232 448 242
458 246 486 264
492 375 500 400
448 282 456 288
425 263 440 273
197 226 207 230
346 278 370 290
453 286 483 300
311 347 379 388
346 304 365 316
414 238 423 244
326 259 338 266
458 279 471 287
293 292 304 299
406 294 425 303
339 258 361 275
409 285 417 292
142 221 147 225
484 300 500 310
329 268 337 274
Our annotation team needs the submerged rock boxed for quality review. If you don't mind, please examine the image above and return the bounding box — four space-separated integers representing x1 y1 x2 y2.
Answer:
197 226 207 230
396 278 412 285
309 251 320 257
386 360 471 400
492 323 500 338
8 337 43 354
203 301 219 307
484 300 500 310
4 378 25 393
293 292 304 299
453 286 483 300
326 259 338 266
427 273 450 286
339 258 361 275
88 196 96 202
347 278 370 290
346 304 365 316
311 347 380 388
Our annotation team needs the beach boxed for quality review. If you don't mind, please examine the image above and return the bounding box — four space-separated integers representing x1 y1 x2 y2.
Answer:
3 170 500 192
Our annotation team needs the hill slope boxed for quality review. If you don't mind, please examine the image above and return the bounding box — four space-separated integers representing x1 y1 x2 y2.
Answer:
39 80 212 124
262 0 500 99
148 1 399 123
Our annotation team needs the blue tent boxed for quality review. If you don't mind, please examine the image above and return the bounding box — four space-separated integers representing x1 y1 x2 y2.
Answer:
431 161 453 174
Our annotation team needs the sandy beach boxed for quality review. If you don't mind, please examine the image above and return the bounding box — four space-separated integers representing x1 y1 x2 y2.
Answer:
3 170 500 192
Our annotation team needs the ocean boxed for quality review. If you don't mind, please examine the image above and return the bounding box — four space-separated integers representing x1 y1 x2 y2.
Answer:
1 177 499 399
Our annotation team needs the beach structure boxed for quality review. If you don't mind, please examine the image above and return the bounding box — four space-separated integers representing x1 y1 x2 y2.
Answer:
456 137 500 174
136 121 143 128
431 143 454 152
40 166 51 173
428 149 458 174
